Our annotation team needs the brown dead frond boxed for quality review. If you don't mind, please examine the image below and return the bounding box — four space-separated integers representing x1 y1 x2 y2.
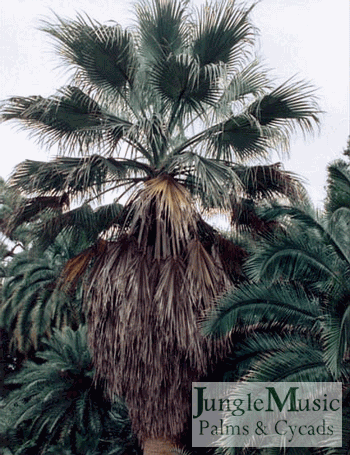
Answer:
60 238 108 291
125 174 198 259
84 179 232 440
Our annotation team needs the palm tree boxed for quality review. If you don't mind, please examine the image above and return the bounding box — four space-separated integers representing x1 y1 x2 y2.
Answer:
0 326 138 455
0 0 320 452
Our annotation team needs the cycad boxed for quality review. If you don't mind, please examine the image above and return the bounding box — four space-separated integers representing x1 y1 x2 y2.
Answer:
1 326 137 455
205 156 350 453
0 0 320 451
0 233 87 355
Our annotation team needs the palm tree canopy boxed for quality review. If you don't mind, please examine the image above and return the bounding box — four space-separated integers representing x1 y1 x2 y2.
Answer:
0 0 320 444
1 0 319 216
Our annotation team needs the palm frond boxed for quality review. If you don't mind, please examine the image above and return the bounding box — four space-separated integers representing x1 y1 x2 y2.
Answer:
218 60 271 107
248 78 320 139
322 306 350 379
149 54 221 116
244 203 350 298
9 155 150 200
245 227 343 290
230 197 278 234
203 281 320 339
325 159 350 216
192 0 254 68
41 14 137 100
33 203 124 251
6 194 69 235
136 0 188 62
208 113 271 162
1 87 107 153
170 152 241 208
1 326 135 454
242 334 329 382
0 235 87 355
233 162 305 201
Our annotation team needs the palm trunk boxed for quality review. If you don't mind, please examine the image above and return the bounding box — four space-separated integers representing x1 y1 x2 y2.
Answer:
143 437 179 455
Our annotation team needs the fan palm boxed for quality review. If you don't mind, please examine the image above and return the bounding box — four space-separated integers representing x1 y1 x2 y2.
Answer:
0 0 320 452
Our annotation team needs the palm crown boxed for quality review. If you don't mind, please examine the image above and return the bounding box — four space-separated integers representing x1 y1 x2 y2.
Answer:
0 0 320 451
2 0 318 220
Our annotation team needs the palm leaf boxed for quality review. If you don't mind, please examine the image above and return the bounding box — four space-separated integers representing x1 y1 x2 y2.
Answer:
41 14 137 100
1 87 106 153
248 78 320 137
325 160 350 215
230 197 278 234
204 281 320 339
233 162 304 201
208 113 271 161
6 194 69 235
192 0 254 68
243 335 329 382
322 306 350 379
218 60 271 107
136 0 188 62
170 152 241 208
9 155 150 202
149 54 221 115
1 326 135 454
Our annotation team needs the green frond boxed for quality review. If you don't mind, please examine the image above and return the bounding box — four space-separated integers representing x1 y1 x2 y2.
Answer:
322 306 350 379
170 152 240 208
245 228 343 288
33 202 124 251
149 54 221 115
136 0 188 62
6 194 69 235
327 206 350 265
1 326 135 455
9 155 150 203
230 197 276 234
224 330 330 384
192 0 254 68
208 113 271 162
325 159 350 215
243 335 329 382
0 236 87 355
248 78 321 138
218 60 271 107
244 202 350 299
1 87 106 153
41 14 137 99
203 281 320 339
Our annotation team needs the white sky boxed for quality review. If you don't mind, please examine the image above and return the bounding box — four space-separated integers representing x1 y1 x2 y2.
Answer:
0 0 349 208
